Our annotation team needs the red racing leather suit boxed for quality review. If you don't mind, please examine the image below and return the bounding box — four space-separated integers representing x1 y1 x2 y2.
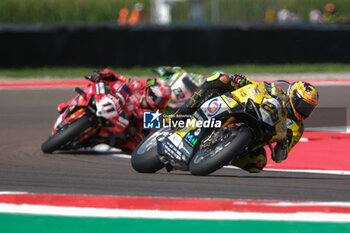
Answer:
95 69 148 153
58 69 148 153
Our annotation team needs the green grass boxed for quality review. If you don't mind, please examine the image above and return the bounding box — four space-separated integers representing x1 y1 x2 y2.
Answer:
0 63 350 78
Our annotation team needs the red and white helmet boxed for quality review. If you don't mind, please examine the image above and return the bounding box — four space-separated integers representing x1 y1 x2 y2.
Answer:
144 77 171 110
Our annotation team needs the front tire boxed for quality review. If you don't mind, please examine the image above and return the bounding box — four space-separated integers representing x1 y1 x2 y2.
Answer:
189 125 253 176
131 127 171 173
41 115 93 153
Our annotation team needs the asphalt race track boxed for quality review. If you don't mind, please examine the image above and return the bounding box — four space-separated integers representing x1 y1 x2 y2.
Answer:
0 84 350 202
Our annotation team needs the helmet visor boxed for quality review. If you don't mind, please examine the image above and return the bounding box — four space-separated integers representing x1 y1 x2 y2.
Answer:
291 91 317 118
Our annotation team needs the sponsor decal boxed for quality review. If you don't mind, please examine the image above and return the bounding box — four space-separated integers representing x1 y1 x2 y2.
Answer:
168 133 182 147
175 140 191 155
194 128 201 136
239 90 247 98
222 95 233 104
248 86 257 101
222 95 236 108
207 98 222 117
287 119 294 127
185 132 198 145
255 87 262 95
164 141 183 161
281 120 287 131
143 110 161 129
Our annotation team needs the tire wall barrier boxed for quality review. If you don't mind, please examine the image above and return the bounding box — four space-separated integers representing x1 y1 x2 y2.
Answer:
1 24 350 68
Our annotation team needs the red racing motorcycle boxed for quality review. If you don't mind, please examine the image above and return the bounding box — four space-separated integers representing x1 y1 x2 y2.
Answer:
41 79 141 153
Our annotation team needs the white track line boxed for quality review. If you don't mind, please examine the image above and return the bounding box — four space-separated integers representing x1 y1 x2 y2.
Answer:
224 166 350 176
0 191 28 195
110 152 350 176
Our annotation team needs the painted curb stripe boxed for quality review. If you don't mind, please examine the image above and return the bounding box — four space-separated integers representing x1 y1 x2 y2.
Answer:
1 193 350 214
1 204 350 222
0 80 89 88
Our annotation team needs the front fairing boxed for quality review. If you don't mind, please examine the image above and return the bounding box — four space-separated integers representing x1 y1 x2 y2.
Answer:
52 108 89 135
227 83 288 142
157 95 233 166
52 84 95 134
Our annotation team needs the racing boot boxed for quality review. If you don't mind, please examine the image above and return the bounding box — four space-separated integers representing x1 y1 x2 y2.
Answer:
231 147 267 173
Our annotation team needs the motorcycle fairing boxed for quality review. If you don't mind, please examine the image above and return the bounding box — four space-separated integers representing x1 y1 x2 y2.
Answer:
157 96 233 167
52 84 96 135
157 82 290 169
157 132 193 162
52 103 89 135
227 83 288 141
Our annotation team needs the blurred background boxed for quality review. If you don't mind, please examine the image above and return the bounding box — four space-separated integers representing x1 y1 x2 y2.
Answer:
0 0 348 24
0 0 349 68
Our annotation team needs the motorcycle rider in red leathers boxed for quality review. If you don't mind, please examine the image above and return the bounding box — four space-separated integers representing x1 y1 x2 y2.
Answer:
57 69 171 153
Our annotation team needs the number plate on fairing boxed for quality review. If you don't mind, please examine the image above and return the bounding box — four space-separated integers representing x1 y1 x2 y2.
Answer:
259 98 281 126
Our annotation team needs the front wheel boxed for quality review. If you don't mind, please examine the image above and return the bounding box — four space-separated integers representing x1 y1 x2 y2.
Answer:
189 125 253 176
131 127 171 173
41 115 94 153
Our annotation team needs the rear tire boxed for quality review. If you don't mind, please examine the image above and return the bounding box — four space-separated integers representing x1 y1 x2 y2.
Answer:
41 115 93 153
131 128 170 173
189 125 253 176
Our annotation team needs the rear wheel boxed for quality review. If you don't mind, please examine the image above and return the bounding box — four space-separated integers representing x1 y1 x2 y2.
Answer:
189 125 253 176
41 115 94 153
131 128 171 173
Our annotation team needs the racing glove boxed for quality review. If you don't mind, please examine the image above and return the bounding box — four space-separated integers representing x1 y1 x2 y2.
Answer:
86 71 101 82
86 70 119 82
231 73 249 88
